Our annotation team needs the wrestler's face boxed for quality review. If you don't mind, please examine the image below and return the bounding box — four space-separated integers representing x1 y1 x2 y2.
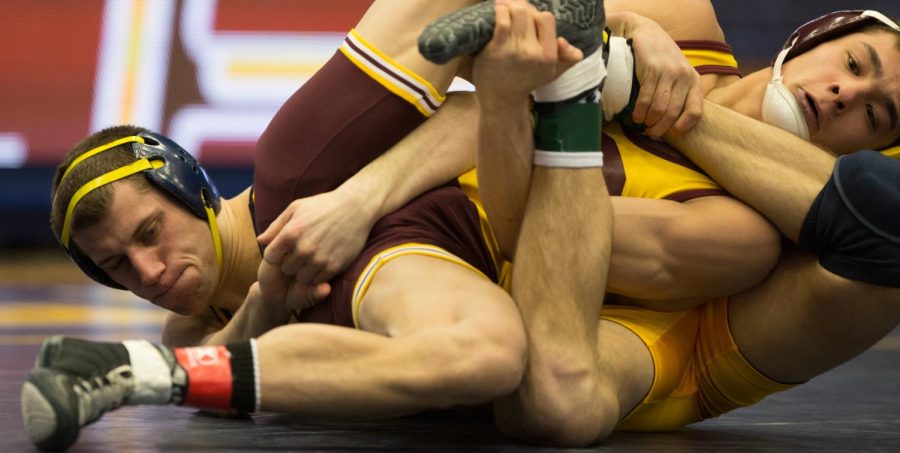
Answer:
781 29 900 154
73 180 219 316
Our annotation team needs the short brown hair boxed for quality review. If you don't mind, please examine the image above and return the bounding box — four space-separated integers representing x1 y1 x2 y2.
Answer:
858 21 900 148
50 125 153 241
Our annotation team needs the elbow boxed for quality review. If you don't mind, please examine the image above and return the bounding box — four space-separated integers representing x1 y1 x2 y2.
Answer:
465 323 528 399
425 320 527 406
708 216 783 290
741 226 782 285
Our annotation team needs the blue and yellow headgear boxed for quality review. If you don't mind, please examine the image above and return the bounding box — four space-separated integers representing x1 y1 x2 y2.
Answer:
54 132 223 289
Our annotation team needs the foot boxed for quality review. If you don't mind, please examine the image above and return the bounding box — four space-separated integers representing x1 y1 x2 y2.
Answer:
419 0 605 64
21 336 136 450
22 365 134 451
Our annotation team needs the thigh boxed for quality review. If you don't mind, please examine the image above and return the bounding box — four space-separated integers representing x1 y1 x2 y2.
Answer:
729 250 900 384
600 306 692 431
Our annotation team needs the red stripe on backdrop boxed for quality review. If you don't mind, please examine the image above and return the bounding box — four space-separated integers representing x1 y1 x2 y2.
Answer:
0 0 105 164
215 0 373 33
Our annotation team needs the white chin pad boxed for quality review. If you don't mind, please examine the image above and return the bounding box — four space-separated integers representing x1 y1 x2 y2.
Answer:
762 79 810 140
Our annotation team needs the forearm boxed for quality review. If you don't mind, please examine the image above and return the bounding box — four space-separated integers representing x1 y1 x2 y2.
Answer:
665 101 834 241
257 324 425 417
256 96 481 287
162 286 291 347
605 0 724 42
200 301 289 346
338 92 479 220
257 321 506 418
606 10 644 38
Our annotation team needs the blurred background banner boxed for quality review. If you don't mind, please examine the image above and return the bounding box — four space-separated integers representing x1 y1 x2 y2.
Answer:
0 0 897 246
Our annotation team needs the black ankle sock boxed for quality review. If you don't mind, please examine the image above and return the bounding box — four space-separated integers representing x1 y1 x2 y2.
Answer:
227 341 257 413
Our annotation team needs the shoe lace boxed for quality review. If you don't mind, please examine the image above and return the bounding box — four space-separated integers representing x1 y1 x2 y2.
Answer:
73 365 134 426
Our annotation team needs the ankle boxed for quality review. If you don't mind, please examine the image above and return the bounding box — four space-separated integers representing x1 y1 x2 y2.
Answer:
172 340 260 413
532 49 606 103
533 101 604 168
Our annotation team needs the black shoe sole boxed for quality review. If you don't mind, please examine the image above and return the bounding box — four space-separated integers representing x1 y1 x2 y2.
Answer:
21 368 80 451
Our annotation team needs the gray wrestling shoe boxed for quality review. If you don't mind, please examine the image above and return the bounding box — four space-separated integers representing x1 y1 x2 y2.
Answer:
418 0 605 64
21 336 135 451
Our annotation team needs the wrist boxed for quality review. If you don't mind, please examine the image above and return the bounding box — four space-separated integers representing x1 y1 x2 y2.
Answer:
246 285 291 331
607 11 643 38
250 299 291 332
334 178 382 226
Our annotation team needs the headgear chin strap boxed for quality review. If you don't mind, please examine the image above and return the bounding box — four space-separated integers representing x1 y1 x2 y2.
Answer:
55 133 223 289
762 10 899 141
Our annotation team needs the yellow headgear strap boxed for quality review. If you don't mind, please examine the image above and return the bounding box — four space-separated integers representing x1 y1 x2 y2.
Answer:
60 158 164 247
59 136 224 274
60 136 145 183
202 191 225 272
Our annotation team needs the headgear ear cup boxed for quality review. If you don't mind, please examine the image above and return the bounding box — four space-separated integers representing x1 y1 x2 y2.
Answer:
138 133 221 218
55 132 222 289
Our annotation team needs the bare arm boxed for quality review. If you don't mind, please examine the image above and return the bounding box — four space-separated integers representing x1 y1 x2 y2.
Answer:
606 10 704 136
476 89 533 261
606 0 724 42
161 282 289 347
665 101 834 241
608 195 780 303
257 92 479 292
599 1 782 301
161 310 222 348
338 92 479 222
